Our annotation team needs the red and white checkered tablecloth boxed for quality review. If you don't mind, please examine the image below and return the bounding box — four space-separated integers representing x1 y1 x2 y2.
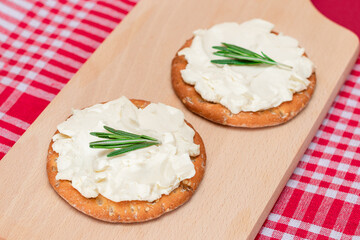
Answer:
0 1 359 239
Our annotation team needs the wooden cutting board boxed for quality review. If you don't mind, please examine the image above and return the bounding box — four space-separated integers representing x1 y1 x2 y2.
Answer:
0 0 358 239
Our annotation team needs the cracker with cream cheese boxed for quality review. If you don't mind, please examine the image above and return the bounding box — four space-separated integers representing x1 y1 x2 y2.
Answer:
47 99 206 223
171 29 316 128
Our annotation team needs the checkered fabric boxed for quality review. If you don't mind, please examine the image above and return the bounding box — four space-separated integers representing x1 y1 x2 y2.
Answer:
0 1 359 239
257 64 360 239
0 0 135 158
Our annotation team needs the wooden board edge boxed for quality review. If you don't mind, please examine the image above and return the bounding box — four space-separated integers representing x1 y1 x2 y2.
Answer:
309 0 360 45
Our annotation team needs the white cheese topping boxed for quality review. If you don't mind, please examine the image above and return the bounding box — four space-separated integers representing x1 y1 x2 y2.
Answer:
179 19 314 113
52 97 200 202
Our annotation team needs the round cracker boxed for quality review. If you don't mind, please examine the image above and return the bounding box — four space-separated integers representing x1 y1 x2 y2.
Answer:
47 99 206 223
171 38 316 128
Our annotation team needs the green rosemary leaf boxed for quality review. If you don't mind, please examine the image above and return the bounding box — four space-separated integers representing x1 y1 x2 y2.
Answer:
261 51 275 62
89 144 132 149
107 142 158 157
212 46 229 51
90 132 132 139
213 52 269 63
211 59 260 65
139 135 158 141
90 139 150 146
221 42 262 58
103 126 140 139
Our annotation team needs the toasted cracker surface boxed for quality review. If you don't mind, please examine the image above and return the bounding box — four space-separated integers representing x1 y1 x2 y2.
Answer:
47 99 206 223
171 38 316 128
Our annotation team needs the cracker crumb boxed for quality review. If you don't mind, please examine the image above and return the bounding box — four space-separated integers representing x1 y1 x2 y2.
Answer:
109 206 114 216
96 198 103 206
183 97 193 105
279 110 285 117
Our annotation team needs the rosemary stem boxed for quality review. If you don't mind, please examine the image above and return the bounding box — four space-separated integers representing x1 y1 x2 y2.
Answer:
276 62 293 70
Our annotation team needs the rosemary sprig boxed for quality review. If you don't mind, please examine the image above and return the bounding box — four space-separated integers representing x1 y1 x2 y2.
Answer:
211 42 293 69
89 126 161 157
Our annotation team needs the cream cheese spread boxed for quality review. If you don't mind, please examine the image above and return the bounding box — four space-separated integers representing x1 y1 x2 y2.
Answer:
178 19 314 113
52 97 200 202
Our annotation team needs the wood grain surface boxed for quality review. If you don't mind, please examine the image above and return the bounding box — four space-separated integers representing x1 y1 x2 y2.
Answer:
0 0 358 239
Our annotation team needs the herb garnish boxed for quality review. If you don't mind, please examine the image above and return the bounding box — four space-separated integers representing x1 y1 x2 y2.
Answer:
211 42 292 69
89 126 161 157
